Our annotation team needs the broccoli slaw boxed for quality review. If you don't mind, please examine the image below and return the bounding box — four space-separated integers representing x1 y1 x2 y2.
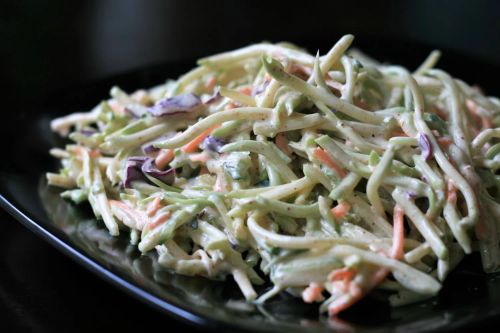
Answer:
46 34 500 316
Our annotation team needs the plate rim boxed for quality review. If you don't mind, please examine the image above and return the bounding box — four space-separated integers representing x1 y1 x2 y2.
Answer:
0 193 230 332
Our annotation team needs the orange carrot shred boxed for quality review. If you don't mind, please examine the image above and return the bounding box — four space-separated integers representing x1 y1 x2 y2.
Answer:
328 282 363 316
482 116 492 130
391 205 405 260
391 129 408 137
313 148 347 178
328 267 356 282
199 166 209 175
73 146 100 159
437 136 453 150
302 283 325 303
447 180 457 204
148 211 171 229
327 208 406 318
108 99 125 115
325 79 344 92
466 99 483 127
430 105 448 121
370 268 390 287
205 76 217 91
354 98 370 111
331 201 351 219
155 149 174 170
89 149 101 159
238 86 252 96
275 133 292 156
146 197 162 217
181 125 220 153
109 200 148 229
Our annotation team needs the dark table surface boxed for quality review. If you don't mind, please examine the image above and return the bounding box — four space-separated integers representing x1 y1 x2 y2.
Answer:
2 1 500 332
0 209 207 332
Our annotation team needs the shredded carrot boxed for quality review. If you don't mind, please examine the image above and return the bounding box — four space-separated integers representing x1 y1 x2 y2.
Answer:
328 216 405 318
148 211 172 230
155 149 174 170
290 63 312 80
199 166 209 175
466 99 478 115
323 72 344 95
181 125 220 153
328 267 393 317
189 152 210 163
205 76 217 91
109 200 148 229
302 282 325 303
238 86 252 96
72 146 83 157
447 180 457 204
391 205 405 260
146 197 162 217
313 148 347 178
437 136 453 150
89 150 101 159
275 133 292 156
482 117 493 130
109 200 128 212
370 268 390 287
87 149 100 158
430 105 448 121
354 98 370 111
328 282 363 316
108 99 125 115
73 146 100 159
391 129 408 137
225 102 238 110
325 79 344 92
467 88 492 131
466 99 483 127
328 214 405 317
331 201 351 220
328 267 356 283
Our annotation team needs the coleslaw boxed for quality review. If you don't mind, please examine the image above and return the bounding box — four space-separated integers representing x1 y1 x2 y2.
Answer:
46 34 500 316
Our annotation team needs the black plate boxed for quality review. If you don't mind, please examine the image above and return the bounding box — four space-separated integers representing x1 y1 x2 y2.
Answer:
2 39 500 332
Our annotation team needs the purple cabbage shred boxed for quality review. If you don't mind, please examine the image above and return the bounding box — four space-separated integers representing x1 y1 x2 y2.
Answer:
203 135 226 153
123 157 149 188
148 93 201 117
123 156 175 188
80 128 97 136
141 158 175 185
418 133 432 161
204 90 222 104
406 191 418 200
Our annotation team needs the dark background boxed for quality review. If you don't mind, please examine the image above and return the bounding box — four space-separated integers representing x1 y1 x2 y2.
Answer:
1 1 500 332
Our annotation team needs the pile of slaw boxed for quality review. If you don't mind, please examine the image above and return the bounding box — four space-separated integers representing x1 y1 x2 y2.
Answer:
47 34 500 316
